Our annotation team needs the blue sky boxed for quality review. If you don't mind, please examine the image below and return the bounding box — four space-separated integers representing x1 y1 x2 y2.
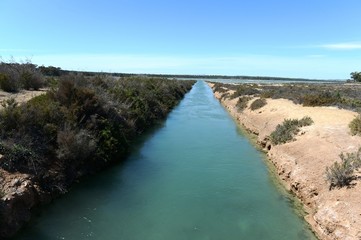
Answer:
1 0 361 79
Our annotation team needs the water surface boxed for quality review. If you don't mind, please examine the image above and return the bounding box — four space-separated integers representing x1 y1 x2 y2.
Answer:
15 81 315 240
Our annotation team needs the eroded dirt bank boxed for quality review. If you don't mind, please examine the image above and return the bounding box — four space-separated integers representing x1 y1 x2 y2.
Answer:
209 83 361 240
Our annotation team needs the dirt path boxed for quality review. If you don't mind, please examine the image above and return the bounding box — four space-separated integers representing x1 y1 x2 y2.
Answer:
209 83 361 240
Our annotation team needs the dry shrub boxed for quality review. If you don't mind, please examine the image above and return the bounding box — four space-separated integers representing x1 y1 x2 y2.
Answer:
250 98 267 110
325 148 361 189
56 127 96 163
236 96 252 111
270 116 313 145
349 115 361 136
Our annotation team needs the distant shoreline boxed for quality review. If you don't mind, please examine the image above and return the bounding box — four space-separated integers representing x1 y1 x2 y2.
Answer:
55 69 344 82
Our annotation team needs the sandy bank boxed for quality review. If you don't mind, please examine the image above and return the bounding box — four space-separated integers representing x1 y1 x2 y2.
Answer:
209 83 361 240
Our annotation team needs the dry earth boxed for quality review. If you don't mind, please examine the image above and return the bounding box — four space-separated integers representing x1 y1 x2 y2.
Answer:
0 89 46 109
209 83 361 240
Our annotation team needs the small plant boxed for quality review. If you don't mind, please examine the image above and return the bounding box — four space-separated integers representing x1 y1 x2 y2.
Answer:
325 156 354 188
349 114 361 136
270 116 313 145
298 116 314 127
0 98 20 134
250 98 267 111
236 96 252 111
325 148 361 189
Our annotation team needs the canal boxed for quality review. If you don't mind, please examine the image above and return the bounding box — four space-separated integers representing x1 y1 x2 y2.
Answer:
14 81 315 239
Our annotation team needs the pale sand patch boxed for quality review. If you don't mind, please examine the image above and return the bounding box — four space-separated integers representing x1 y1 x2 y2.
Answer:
0 89 47 109
209 83 361 240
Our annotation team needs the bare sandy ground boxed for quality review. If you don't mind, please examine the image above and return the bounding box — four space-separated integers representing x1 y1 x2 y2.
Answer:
209 83 361 240
0 89 46 109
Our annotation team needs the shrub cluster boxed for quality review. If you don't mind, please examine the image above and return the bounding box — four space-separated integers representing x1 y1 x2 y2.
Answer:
325 148 361 188
250 98 267 110
236 96 252 111
302 91 339 107
0 74 195 192
349 115 361 136
0 61 45 92
270 116 314 145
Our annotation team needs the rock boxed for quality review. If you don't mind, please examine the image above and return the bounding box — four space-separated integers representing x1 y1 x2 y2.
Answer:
10 179 21 187
0 173 39 239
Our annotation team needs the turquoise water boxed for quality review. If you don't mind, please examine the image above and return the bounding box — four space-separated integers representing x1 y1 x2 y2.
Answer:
14 81 316 240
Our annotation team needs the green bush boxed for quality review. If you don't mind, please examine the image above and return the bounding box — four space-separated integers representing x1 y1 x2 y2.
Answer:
270 116 313 145
250 98 267 110
0 62 22 92
349 115 361 136
21 69 44 90
0 98 20 134
0 143 39 174
0 73 20 92
302 91 339 107
325 148 361 188
236 96 252 111
298 116 314 127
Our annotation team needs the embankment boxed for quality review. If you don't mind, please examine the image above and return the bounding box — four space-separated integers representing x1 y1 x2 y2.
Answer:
0 76 195 238
209 82 361 240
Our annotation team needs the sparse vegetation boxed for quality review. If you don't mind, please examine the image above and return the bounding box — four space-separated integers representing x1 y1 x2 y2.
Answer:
211 82 361 111
250 98 267 110
236 96 252 111
270 117 314 145
325 148 361 189
349 114 361 136
302 91 339 107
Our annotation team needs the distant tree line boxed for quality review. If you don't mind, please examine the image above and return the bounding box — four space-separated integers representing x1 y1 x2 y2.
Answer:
38 65 63 76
